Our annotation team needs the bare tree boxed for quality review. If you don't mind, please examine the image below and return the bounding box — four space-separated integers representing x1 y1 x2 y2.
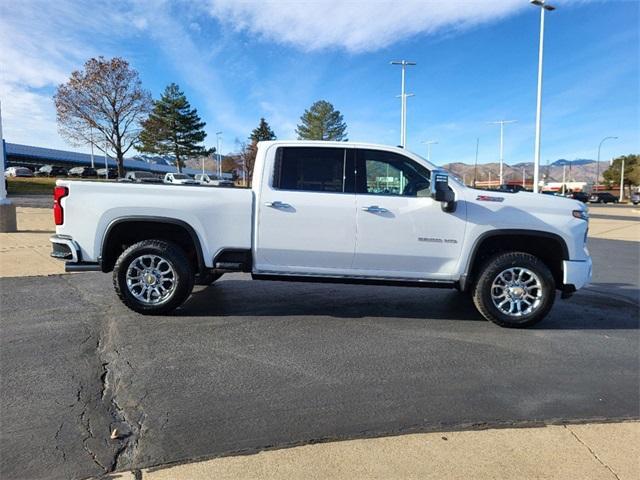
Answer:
54 57 152 178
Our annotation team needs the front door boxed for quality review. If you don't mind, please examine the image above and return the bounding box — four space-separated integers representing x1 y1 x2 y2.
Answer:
255 146 357 275
352 149 467 279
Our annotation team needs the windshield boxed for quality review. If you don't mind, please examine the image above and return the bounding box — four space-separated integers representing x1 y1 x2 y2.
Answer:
135 172 153 178
173 174 190 179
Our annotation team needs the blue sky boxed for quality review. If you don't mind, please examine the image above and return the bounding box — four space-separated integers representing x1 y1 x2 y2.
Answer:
1 0 638 165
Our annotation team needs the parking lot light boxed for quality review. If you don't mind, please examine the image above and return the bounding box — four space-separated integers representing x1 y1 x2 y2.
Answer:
596 136 618 192
530 0 555 193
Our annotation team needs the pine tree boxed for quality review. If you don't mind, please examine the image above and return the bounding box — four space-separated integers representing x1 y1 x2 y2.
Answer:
296 100 347 141
250 118 276 142
139 83 210 172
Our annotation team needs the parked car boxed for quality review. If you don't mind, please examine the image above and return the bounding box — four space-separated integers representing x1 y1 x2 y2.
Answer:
496 184 526 193
631 191 640 205
541 190 562 196
122 171 163 183
68 166 98 178
163 172 198 185
589 192 618 204
97 168 118 179
569 192 589 203
50 141 592 329
194 173 235 187
4 166 34 177
36 165 68 177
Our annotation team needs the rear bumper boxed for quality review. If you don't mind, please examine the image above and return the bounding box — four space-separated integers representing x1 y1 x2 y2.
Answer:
50 235 101 272
563 257 592 291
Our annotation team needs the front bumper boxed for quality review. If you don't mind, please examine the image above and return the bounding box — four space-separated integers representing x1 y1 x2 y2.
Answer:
563 257 593 291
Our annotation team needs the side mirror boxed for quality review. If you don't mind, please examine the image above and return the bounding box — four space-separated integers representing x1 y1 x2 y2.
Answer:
430 169 456 212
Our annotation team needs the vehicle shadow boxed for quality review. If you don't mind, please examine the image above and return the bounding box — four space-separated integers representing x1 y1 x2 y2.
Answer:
178 277 639 330
180 278 484 322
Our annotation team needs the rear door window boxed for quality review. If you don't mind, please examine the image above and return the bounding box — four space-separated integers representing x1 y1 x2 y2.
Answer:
273 147 354 193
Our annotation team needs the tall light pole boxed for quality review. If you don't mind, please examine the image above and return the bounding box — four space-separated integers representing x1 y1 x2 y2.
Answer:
596 136 618 192
618 157 625 202
216 131 223 178
421 140 438 163
391 60 416 148
488 120 516 186
530 0 555 193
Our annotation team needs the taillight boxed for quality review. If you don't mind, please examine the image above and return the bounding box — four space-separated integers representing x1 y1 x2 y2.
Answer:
53 186 68 225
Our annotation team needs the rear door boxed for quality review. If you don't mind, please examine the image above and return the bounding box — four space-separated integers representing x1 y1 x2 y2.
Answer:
352 148 467 279
255 146 357 274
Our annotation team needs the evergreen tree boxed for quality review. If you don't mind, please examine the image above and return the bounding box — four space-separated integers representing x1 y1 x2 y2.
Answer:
139 83 210 172
250 118 276 142
296 100 347 141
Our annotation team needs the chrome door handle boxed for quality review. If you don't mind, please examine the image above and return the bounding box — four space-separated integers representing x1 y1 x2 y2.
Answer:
362 205 389 213
265 201 291 209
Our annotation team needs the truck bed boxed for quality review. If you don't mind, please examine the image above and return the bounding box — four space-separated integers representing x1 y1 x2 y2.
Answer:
55 180 254 267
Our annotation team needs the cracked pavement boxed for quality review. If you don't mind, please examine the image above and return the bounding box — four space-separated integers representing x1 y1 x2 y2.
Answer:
1 238 639 480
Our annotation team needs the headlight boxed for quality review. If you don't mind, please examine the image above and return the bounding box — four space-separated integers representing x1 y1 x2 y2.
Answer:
572 209 589 221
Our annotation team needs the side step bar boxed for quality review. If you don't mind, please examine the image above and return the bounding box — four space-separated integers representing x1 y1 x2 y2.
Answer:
65 262 101 272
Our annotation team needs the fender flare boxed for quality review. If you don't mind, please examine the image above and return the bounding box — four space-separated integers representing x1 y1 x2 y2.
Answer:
100 216 205 273
459 229 569 291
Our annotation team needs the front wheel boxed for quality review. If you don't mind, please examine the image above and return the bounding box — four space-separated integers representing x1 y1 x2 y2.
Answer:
113 239 195 315
472 252 555 328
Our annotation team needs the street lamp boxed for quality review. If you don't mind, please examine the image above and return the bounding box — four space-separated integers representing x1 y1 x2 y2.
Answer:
530 0 555 193
488 120 516 186
216 131 223 178
421 140 438 163
391 60 416 148
596 136 618 192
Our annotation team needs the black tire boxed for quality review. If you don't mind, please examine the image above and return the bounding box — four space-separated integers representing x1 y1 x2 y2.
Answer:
195 271 223 286
113 239 195 315
472 251 555 328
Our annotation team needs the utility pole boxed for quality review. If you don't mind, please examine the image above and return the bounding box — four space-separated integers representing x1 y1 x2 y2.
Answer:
530 0 556 193
90 126 95 169
523 167 526 188
562 164 566 195
421 140 438 163
619 158 625 202
216 132 223 178
596 136 618 192
488 120 516 186
473 138 480 188
391 60 416 148
0 100 17 232
104 139 109 180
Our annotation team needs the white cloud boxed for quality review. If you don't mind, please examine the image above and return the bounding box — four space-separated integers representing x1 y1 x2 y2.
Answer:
206 0 525 53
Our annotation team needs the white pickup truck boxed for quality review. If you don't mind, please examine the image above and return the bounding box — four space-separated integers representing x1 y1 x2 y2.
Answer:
50 141 592 328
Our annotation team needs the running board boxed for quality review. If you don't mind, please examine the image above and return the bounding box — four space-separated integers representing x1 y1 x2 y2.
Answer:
252 273 457 289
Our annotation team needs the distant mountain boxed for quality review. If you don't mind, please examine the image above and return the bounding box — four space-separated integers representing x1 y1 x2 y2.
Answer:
131 154 175 166
551 159 595 167
442 160 610 184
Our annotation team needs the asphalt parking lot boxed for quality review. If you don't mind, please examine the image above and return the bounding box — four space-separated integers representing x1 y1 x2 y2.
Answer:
0 233 638 480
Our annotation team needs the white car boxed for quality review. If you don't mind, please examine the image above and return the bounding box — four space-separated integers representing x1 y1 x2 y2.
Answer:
4 166 34 178
50 141 592 328
163 172 198 185
194 173 234 187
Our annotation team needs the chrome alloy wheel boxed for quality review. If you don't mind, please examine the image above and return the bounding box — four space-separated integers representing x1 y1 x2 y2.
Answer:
126 254 177 305
490 267 543 317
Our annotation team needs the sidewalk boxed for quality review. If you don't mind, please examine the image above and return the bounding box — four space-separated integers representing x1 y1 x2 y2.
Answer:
105 422 638 480
0 207 65 277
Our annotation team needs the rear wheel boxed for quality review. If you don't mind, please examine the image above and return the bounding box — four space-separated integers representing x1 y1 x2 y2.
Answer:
472 252 555 328
113 239 195 315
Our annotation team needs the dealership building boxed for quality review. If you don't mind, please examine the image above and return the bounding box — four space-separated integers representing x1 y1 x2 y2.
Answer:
3 141 231 178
